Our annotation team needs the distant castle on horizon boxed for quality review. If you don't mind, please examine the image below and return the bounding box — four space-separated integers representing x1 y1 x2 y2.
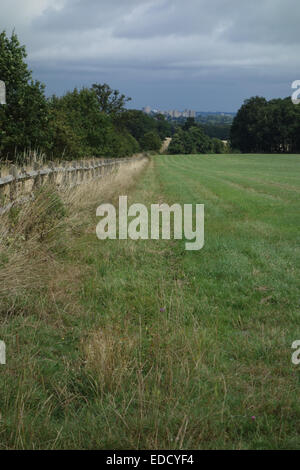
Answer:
142 105 196 119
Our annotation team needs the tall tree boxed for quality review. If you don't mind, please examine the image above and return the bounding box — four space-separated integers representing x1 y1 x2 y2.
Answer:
0 31 50 160
231 96 300 153
91 83 131 115
49 87 139 159
230 97 268 152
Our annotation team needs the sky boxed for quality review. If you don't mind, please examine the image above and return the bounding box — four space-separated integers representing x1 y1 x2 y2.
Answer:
1 0 300 112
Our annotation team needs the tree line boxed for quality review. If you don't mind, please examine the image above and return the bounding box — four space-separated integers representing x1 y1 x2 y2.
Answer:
5 31 297 160
168 118 227 154
0 31 173 163
230 96 300 153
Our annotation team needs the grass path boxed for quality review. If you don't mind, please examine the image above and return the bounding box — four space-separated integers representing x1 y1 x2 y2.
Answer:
0 154 299 449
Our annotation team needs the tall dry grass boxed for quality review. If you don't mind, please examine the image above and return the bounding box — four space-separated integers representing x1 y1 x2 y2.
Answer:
0 157 148 312
65 157 148 212
0 150 47 177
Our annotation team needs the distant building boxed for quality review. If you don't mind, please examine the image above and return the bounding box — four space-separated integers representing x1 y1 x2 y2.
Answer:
143 106 152 114
142 106 196 119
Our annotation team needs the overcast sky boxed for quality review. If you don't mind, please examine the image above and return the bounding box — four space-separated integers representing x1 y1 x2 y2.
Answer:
1 0 300 111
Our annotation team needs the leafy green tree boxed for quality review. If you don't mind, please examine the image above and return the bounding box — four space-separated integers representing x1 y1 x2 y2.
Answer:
202 123 231 140
230 96 300 153
114 108 170 151
154 113 173 139
140 130 161 152
49 87 139 159
290 103 300 152
188 126 211 153
49 88 109 157
0 31 50 160
266 98 299 153
91 83 131 115
182 117 196 131
168 131 185 154
230 97 268 153
168 126 213 154
211 137 225 154
114 109 156 143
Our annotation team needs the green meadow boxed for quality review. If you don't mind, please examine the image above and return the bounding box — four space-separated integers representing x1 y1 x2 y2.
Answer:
0 154 299 449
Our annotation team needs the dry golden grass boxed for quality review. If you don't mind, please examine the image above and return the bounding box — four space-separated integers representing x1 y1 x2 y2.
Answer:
0 155 151 449
83 323 140 394
0 190 61 302
65 157 148 211
0 157 148 310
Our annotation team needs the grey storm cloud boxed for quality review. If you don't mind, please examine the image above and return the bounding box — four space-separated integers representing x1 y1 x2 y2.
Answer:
1 0 299 110
33 0 143 32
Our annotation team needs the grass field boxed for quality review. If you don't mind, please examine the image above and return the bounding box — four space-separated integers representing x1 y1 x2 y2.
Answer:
0 154 299 449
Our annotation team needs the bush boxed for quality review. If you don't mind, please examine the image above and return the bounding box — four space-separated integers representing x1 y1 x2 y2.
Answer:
140 131 161 152
169 126 217 154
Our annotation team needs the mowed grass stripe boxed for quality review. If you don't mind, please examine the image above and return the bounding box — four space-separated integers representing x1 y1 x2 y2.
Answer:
154 154 300 449
157 154 299 274
156 153 299 320
158 155 300 238
162 153 300 187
